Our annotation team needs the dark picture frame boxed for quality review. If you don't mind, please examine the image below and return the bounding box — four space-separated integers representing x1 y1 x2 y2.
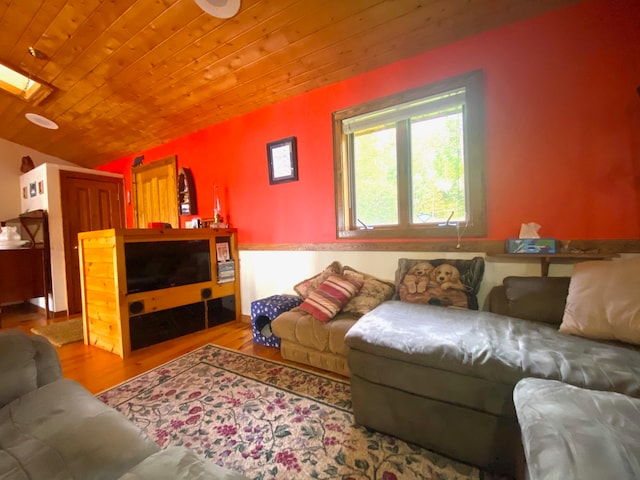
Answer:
267 136 298 185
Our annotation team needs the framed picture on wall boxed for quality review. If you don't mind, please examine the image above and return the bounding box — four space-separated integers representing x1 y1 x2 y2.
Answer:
267 136 298 185
29 182 36 197
38 180 44 195
22 186 28 199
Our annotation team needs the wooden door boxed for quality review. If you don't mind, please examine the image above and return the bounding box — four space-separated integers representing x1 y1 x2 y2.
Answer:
60 171 125 315
132 155 179 228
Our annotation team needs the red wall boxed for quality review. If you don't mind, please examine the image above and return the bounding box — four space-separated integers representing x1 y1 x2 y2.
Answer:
99 0 640 244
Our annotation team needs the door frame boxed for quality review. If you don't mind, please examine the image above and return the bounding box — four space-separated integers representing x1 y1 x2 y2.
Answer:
59 170 125 315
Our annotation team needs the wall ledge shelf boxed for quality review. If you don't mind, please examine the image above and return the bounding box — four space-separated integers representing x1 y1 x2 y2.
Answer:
486 252 620 276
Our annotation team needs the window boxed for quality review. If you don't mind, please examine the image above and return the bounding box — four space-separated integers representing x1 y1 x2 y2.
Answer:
333 70 486 239
0 62 53 105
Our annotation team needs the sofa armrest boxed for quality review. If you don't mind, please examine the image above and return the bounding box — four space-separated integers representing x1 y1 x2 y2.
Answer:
0 329 62 407
514 378 640 480
31 332 63 386
119 447 250 480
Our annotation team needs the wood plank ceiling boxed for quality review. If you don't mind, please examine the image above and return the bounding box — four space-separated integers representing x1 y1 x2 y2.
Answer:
0 0 582 168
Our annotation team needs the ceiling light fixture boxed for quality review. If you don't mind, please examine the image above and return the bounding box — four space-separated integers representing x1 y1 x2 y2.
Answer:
25 113 58 130
28 47 48 60
194 0 241 19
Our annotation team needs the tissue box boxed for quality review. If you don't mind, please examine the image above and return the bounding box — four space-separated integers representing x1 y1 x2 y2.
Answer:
506 238 557 254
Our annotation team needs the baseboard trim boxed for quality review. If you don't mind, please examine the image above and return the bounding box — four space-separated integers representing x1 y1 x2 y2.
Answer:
38 305 68 319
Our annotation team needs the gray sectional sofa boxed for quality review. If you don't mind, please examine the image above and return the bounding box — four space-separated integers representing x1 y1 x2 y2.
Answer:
344 275 640 477
0 329 248 480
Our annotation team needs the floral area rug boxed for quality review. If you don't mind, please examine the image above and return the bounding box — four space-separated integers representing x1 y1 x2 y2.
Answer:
99 344 499 480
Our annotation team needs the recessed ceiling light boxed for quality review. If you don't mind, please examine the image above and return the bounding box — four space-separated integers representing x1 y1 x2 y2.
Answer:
194 0 240 19
25 113 58 130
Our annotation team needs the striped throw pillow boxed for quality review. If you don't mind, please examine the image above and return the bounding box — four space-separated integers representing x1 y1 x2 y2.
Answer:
299 274 363 322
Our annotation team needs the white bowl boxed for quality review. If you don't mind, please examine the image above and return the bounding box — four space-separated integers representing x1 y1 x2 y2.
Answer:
0 239 30 249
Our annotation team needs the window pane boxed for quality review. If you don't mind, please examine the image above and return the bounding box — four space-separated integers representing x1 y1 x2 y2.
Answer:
353 126 397 226
410 112 465 224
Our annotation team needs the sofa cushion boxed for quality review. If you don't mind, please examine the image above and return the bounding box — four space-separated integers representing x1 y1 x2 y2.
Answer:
341 266 396 316
0 378 160 480
299 274 363 322
293 261 342 298
271 308 359 356
560 258 640 345
0 330 38 408
514 378 640 480
394 257 484 309
345 301 640 415
503 276 570 325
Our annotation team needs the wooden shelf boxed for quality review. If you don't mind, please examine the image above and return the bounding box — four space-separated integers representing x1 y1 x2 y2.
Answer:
486 252 619 276
0 210 51 319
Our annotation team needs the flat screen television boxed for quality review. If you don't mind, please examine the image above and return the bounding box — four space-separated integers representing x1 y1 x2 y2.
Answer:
125 239 211 294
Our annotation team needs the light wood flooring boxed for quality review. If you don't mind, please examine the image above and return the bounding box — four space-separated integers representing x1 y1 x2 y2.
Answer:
0 304 344 394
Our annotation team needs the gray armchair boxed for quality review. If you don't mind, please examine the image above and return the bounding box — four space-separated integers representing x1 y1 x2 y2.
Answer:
0 330 249 480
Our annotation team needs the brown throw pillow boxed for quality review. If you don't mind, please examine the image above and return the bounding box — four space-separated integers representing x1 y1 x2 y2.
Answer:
299 274 363 322
559 258 640 345
293 261 342 298
342 266 395 315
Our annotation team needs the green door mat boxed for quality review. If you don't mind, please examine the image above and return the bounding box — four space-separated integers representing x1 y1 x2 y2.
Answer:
31 318 83 347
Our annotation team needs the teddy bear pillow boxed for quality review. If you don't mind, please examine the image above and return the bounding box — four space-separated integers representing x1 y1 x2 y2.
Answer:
394 257 485 310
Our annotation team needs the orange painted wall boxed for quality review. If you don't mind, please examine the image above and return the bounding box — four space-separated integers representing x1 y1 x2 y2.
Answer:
99 0 640 244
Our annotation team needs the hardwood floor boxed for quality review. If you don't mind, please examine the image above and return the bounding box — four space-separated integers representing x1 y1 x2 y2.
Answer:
0 304 344 394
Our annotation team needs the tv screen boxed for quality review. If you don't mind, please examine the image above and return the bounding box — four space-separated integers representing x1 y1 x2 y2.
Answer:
125 240 211 294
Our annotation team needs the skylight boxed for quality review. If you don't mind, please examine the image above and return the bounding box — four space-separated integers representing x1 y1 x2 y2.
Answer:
0 62 52 105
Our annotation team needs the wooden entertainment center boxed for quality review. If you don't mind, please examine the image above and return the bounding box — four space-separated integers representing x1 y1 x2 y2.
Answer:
78 227 240 358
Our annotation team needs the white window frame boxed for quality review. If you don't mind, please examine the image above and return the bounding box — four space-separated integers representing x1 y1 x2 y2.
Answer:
332 70 486 239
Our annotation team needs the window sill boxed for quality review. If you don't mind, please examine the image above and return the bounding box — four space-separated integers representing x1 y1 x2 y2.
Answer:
337 224 486 240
